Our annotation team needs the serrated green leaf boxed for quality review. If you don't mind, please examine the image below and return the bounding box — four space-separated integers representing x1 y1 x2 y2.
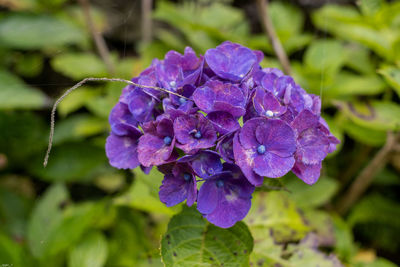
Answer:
68 231 108 267
51 53 108 79
245 191 309 243
161 206 253 267
0 70 49 109
378 66 400 97
0 14 85 49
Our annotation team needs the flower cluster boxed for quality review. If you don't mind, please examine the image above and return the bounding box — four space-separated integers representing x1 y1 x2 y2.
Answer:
105 41 339 228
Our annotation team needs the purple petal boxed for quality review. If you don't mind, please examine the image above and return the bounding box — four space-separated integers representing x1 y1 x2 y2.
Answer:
105 133 140 169
233 133 263 186
255 119 296 157
292 161 322 185
296 128 329 164
239 118 267 149
197 179 220 214
217 133 235 163
291 109 320 135
253 152 295 178
109 102 138 136
159 174 189 207
205 41 258 82
207 111 240 135
191 151 223 178
137 134 174 167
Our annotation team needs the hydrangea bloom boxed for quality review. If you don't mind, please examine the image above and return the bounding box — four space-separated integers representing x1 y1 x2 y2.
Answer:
105 41 339 228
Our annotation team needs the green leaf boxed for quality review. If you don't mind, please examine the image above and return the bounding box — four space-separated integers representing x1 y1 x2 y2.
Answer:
312 5 394 60
343 44 375 74
0 231 26 267
245 191 309 243
354 258 398 267
304 40 346 77
0 14 85 49
348 194 400 227
378 66 400 97
52 114 108 145
326 72 385 98
269 2 304 36
359 0 384 17
114 169 176 215
51 53 108 79
338 100 400 131
27 184 108 258
68 231 108 267
29 142 108 182
285 176 339 209
161 206 253 267
342 118 386 146
0 70 49 109
58 86 100 117
331 215 356 262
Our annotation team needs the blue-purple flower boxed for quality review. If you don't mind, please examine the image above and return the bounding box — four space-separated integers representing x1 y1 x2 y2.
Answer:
174 113 217 154
159 163 197 207
197 163 255 228
137 118 177 167
233 118 296 186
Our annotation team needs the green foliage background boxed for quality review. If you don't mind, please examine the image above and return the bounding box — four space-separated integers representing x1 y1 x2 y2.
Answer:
0 0 399 266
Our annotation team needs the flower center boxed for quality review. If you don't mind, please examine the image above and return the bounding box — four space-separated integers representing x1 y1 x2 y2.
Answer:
163 136 172 145
216 179 224 188
194 131 202 139
169 81 176 87
265 110 274 118
179 97 186 105
257 144 266 154
183 173 191 181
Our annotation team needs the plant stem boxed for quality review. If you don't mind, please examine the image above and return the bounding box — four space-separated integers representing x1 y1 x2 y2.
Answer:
141 0 153 44
336 132 399 215
78 0 115 74
256 0 291 75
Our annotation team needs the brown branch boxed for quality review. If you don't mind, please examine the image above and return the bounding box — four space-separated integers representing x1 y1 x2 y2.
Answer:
43 77 189 167
336 132 400 215
78 0 115 74
256 0 291 75
141 0 153 44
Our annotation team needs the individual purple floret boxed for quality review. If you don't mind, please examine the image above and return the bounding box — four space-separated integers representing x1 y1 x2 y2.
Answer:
105 41 340 228
205 41 261 82
193 80 246 117
137 118 177 167
197 163 255 228
178 150 222 178
105 126 142 170
159 163 197 207
174 113 217 154
233 118 296 186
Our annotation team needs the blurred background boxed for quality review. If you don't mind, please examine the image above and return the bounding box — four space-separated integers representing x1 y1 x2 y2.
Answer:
0 0 399 266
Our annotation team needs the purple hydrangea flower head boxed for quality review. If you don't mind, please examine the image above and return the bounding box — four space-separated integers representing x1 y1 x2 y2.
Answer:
178 150 222 178
159 163 197 207
197 163 255 228
137 117 177 167
174 113 217 154
105 41 340 228
233 118 296 186
205 41 261 82
105 126 142 169
193 80 246 117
